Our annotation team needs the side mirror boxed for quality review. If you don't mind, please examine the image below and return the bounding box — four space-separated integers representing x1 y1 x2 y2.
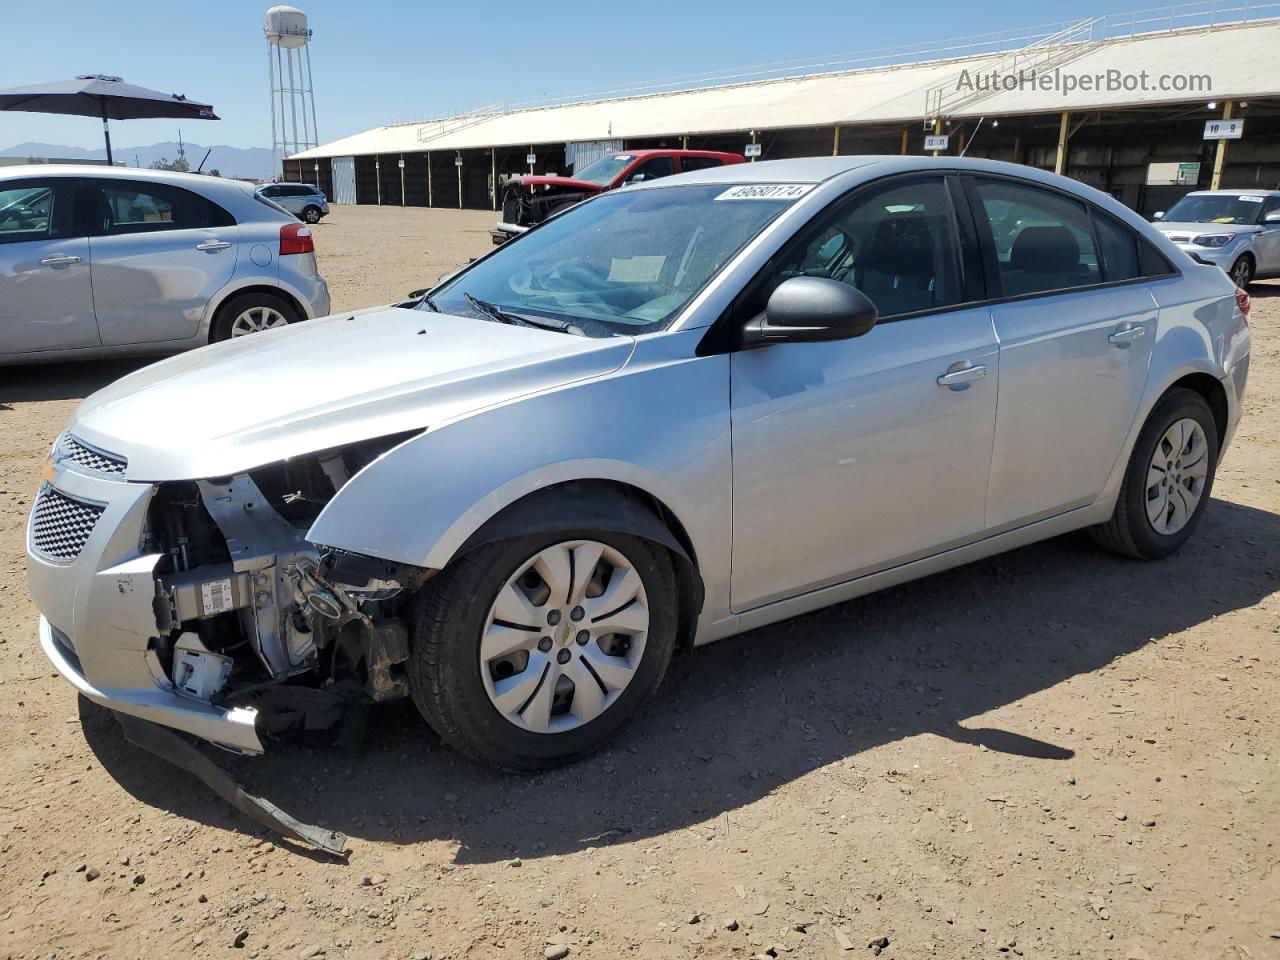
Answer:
741 276 879 348
1152 211 1165 221
626 174 646 184
407 287 429 299
1264 212 1280 224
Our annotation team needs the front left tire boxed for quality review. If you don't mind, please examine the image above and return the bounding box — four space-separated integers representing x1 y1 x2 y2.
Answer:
409 531 678 770
302 205 323 224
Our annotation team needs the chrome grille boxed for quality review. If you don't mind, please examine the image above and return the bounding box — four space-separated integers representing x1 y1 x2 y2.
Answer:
31 487 104 561
59 435 127 476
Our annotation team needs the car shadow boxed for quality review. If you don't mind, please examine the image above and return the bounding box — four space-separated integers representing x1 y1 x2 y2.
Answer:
0 359 152 407
80 495 1280 863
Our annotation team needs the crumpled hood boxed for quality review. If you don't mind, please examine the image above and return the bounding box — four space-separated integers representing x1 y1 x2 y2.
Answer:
71 305 633 481
1155 221 1261 238
510 175 607 192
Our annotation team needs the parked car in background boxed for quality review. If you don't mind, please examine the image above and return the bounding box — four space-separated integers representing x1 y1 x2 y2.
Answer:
30 157 1248 775
256 181 330 224
491 148 744 243
0 165 330 364
1152 189 1280 288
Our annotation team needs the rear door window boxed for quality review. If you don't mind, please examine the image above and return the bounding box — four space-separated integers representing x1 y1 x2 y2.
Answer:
973 179 1101 297
1093 211 1140 282
680 156 725 173
94 181 234 235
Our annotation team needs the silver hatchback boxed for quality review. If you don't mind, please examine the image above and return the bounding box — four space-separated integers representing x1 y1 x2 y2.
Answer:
0 165 331 364
28 156 1250 774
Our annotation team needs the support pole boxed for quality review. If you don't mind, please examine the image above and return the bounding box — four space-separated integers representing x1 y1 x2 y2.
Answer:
303 43 319 147
457 156 462 210
427 151 433 207
267 46 278 175
375 156 382 205
900 129 908 155
681 135 688 149
931 118 942 157
400 153 406 206
100 104 114 166
491 147 497 211
832 126 841 156
528 145 535 174
286 47 300 160
957 129 966 155
1054 111 1069 175
1210 100 1234 190
1012 135 1020 165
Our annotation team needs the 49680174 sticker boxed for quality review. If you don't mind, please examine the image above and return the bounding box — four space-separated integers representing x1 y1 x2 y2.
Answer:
715 184 815 201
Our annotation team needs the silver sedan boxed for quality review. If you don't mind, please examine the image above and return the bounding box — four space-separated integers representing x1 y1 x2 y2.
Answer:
28 156 1250 772
0 165 331 364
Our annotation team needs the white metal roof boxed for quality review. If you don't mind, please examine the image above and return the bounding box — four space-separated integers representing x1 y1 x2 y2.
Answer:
290 19 1279 160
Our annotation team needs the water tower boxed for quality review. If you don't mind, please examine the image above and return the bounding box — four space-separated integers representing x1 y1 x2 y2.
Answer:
264 5 319 178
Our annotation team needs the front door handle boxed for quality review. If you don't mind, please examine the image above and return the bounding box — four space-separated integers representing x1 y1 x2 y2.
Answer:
1108 322 1147 347
937 363 988 389
195 239 233 252
39 254 82 267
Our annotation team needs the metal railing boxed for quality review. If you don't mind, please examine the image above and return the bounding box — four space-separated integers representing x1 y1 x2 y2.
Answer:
389 0 1279 130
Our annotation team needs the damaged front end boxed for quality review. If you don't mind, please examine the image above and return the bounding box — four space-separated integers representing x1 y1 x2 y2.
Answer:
146 434 429 743
492 177 601 244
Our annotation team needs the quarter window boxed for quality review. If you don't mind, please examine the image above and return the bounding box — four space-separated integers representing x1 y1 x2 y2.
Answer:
766 177 963 318
974 179 1100 296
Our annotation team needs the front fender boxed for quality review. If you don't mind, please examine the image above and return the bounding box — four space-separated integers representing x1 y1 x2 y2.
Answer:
305 330 732 624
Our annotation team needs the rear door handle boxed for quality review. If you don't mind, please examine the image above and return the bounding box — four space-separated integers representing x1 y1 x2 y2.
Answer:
39 254 82 266
937 363 988 389
1108 322 1147 347
195 239 233 252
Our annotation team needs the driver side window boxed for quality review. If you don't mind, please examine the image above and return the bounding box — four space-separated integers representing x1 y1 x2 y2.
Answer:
765 177 963 319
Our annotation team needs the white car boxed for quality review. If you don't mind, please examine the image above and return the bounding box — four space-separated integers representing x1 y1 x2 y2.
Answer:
1153 189 1280 288
0 165 330 364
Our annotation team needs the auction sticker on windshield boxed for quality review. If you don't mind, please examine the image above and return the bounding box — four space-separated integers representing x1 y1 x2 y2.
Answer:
716 184 814 201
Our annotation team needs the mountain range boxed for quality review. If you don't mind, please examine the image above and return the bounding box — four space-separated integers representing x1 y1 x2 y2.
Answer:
0 141 275 180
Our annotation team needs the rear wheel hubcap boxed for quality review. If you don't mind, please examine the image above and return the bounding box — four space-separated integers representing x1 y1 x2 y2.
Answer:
1144 418 1208 535
480 540 649 734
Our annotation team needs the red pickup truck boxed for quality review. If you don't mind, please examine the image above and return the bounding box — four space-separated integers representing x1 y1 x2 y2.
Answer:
492 148 745 244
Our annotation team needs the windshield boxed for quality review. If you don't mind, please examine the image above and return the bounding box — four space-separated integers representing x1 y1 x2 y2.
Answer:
1162 194 1264 225
568 154 634 186
428 183 804 336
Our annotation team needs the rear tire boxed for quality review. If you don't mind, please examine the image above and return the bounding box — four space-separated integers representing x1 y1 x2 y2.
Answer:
1089 388 1218 560
210 291 301 342
409 531 678 770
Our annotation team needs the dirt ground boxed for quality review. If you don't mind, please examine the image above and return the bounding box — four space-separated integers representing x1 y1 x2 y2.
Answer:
1 205 1277 960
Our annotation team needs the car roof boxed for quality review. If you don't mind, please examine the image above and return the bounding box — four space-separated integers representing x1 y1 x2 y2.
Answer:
1183 189 1280 197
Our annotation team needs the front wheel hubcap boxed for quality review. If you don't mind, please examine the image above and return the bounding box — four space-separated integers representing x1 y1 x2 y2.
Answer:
480 540 649 734
229 305 289 337
1145 418 1208 535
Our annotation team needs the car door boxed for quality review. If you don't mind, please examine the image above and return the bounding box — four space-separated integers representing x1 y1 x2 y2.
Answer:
729 175 999 611
1254 196 1280 273
82 178 238 345
0 178 98 356
968 176 1157 529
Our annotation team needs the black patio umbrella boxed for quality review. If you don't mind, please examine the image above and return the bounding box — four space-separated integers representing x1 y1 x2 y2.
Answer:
0 74 219 165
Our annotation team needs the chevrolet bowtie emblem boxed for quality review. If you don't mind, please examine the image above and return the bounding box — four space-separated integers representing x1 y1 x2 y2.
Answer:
39 456 57 487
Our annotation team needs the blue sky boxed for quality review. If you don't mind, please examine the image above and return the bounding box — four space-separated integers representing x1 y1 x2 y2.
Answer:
1 0 1126 150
